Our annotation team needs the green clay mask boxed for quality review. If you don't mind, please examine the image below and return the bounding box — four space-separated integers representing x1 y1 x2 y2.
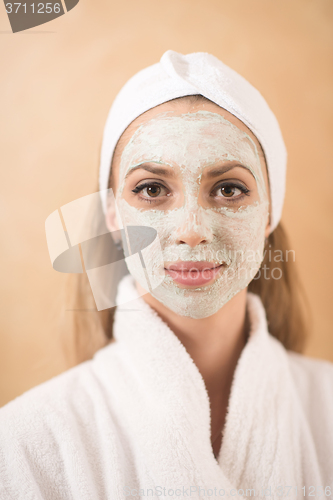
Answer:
113 111 269 319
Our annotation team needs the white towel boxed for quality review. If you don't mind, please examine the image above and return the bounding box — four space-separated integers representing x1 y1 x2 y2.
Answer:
0 274 332 499
99 50 287 232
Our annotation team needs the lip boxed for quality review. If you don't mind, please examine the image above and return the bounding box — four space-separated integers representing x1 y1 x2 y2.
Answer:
164 261 225 287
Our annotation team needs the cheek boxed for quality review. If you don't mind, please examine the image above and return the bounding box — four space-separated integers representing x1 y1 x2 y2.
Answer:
214 207 268 246
215 204 269 272
117 198 166 227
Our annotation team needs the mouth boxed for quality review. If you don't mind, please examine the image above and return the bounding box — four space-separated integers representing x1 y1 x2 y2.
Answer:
164 261 225 287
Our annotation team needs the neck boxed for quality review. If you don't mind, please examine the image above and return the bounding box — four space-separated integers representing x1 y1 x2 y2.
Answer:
135 281 249 457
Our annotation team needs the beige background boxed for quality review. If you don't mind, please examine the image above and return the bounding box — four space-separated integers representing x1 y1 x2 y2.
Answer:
0 0 332 407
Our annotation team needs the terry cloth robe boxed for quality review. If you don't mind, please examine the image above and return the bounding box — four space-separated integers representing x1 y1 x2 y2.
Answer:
0 274 332 499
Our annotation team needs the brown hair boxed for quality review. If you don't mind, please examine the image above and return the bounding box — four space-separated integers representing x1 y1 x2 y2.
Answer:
248 223 310 352
62 96 310 365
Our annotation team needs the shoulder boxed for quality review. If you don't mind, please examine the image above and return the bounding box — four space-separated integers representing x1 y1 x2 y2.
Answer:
0 350 121 499
0 340 121 424
0 358 95 425
286 350 333 456
287 350 333 399
0 343 124 438
0 359 100 453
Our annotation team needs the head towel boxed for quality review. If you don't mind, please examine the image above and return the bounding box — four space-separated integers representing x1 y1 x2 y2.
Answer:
99 50 287 232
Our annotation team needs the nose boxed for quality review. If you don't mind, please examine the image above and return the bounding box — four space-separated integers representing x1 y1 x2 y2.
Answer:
175 209 213 248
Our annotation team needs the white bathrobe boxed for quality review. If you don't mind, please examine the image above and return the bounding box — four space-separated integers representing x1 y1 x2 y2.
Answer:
0 274 332 499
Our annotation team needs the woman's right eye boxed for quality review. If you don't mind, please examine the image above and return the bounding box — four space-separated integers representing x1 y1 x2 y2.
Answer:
131 182 169 204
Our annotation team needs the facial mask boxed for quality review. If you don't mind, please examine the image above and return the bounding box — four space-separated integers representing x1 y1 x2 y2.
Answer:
113 111 269 319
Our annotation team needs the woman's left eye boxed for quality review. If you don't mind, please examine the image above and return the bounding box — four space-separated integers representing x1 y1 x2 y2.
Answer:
213 183 249 200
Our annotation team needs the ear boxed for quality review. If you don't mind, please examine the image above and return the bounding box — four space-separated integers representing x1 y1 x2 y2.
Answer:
265 202 272 241
105 199 122 247
264 222 271 240
264 210 271 240
105 204 120 233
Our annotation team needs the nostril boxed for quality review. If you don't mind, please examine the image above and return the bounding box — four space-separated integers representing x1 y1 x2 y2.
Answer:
177 235 209 248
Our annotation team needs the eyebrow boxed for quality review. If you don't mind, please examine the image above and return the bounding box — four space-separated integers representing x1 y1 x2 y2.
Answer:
124 164 177 181
204 164 255 179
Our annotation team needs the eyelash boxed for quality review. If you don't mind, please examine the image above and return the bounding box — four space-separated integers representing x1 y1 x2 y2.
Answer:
131 181 250 204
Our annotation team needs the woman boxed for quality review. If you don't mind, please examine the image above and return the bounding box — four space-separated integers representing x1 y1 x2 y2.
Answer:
1 50 332 498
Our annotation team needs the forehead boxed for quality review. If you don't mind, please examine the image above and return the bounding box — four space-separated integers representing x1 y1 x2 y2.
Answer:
115 99 265 154
120 111 261 175
111 99 269 190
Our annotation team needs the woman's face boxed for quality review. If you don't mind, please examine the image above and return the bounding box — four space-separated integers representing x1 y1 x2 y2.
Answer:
106 99 271 319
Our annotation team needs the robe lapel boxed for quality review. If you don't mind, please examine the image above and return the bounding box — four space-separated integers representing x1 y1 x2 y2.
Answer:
218 293 323 491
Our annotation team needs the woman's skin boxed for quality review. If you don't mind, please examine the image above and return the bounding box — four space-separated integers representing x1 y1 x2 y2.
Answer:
106 99 271 459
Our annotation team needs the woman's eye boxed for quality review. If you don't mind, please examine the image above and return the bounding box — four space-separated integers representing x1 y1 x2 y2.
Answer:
214 183 249 200
131 182 169 203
